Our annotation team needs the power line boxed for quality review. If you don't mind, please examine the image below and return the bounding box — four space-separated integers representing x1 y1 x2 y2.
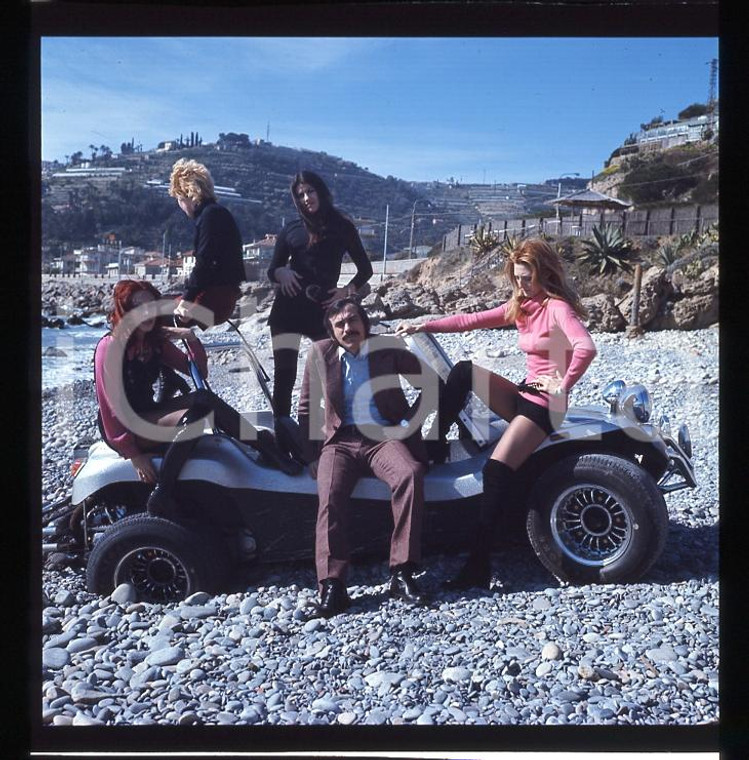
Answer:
611 169 717 190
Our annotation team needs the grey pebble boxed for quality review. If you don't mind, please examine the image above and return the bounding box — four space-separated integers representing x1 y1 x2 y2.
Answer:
42 648 70 670
145 647 184 667
110 583 137 606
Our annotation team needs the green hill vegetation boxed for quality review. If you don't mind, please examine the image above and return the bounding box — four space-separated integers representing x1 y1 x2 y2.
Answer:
41 139 456 259
42 110 718 263
595 137 717 207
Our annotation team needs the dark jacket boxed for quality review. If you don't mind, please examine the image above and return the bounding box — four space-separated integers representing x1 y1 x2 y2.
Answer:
184 200 245 301
298 334 436 465
267 216 372 330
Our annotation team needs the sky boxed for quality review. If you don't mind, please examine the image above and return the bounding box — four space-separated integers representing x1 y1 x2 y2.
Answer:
40 36 718 185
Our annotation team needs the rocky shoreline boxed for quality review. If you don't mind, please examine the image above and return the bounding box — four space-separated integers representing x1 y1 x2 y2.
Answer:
41 249 719 334
40 316 719 727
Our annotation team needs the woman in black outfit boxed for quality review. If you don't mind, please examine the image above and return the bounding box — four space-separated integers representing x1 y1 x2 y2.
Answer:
268 171 373 438
169 159 246 328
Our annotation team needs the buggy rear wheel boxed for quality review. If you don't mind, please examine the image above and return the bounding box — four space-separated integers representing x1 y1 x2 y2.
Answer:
86 514 227 603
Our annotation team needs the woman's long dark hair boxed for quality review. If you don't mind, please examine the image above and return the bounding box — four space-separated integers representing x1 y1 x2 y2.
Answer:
291 170 347 245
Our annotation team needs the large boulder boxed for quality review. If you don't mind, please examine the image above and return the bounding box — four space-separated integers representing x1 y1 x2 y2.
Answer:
373 283 430 320
618 266 672 329
581 294 627 333
652 262 719 330
670 293 719 329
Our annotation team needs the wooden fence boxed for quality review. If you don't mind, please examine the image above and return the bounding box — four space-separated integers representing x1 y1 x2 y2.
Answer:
442 203 718 250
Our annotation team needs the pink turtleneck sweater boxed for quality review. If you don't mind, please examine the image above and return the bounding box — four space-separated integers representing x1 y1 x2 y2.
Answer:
423 296 597 408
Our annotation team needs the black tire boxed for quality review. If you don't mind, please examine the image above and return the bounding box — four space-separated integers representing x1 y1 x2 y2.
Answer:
526 453 669 584
86 513 228 603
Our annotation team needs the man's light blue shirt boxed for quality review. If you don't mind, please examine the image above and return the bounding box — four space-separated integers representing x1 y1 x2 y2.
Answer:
338 341 390 427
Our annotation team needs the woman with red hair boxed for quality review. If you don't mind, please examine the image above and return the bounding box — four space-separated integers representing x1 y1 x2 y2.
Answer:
94 280 299 519
397 238 597 590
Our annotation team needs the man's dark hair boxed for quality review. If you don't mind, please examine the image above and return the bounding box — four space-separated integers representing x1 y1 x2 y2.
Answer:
324 297 371 341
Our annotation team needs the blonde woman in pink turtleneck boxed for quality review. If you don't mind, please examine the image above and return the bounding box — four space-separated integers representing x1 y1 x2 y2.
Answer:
396 237 596 590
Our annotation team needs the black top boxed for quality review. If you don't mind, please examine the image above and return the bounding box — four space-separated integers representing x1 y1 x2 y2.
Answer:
183 200 245 301
121 348 163 412
267 215 373 296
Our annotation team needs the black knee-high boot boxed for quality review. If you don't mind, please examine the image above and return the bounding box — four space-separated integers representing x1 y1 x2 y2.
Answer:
445 459 516 590
427 360 473 464
146 403 210 519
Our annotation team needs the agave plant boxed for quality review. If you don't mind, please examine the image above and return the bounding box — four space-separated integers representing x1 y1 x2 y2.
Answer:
700 221 719 245
677 229 700 251
468 225 500 257
577 225 636 275
656 242 680 266
497 233 521 258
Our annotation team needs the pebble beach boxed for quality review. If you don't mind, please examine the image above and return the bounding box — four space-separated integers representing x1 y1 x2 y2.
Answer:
40 311 719 728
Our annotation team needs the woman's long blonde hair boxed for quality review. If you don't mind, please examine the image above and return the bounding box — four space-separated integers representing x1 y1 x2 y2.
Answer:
502 237 587 323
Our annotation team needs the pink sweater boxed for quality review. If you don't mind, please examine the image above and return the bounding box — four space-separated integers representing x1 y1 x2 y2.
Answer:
423 296 596 408
94 334 208 459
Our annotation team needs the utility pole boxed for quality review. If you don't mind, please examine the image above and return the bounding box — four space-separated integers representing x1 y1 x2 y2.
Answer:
381 205 389 282
706 58 718 137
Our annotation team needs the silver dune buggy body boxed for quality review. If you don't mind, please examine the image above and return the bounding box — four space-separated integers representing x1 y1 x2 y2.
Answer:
43 333 696 603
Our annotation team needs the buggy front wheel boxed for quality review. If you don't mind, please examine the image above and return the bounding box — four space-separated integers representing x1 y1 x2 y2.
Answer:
86 513 227 603
526 453 669 584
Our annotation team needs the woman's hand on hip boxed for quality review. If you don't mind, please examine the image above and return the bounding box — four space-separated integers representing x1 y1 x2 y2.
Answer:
531 371 565 395
322 286 352 308
131 453 157 484
274 267 302 297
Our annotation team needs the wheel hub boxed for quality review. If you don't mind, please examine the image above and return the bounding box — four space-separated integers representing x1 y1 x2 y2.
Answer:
114 546 190 603
551 485 633 567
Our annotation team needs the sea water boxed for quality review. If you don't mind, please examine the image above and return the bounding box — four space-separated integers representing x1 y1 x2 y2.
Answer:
41 324 106 390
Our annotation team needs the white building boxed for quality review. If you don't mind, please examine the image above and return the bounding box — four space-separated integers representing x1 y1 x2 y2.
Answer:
637 113 719 151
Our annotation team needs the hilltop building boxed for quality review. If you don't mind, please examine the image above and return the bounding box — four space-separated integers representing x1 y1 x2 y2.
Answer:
636 112 719 152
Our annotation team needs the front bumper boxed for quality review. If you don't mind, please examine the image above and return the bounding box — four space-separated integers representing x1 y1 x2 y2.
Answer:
657 434 697 493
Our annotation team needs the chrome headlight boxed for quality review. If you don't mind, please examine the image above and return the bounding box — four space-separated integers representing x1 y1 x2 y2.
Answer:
658 414 671 437
678 423 693 458
602 380 627 412
619 384 652 423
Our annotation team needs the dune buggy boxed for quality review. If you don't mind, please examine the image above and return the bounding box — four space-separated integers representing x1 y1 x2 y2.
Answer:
42 332 696 603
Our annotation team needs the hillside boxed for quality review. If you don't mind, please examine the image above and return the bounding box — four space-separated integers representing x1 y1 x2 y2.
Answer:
41 141 584 260
41 118 718 262
592 141 718 206
41 142 480 258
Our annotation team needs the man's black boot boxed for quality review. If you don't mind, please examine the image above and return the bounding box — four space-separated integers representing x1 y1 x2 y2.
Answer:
315 578 351 618
389 565 429 605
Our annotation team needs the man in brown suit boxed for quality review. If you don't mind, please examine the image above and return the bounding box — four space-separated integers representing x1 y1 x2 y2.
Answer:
298 297 435 617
